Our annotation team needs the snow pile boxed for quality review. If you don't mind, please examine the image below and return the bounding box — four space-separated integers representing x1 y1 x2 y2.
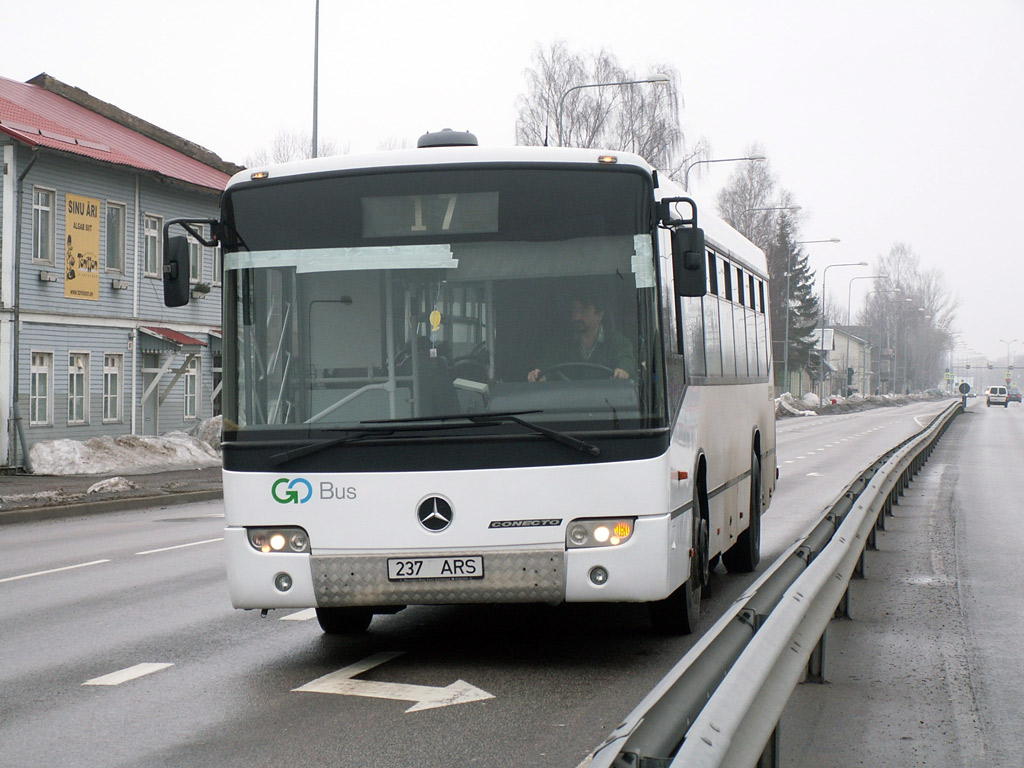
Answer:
775 392 816 417
86 477 139 494
28 416 222 476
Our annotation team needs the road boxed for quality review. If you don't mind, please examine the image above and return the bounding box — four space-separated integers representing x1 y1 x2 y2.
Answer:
781 399 1024 767
0 400 952 768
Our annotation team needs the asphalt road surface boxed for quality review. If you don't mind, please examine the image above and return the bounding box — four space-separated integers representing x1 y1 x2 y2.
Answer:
782 399 1024 767
0 401 952 768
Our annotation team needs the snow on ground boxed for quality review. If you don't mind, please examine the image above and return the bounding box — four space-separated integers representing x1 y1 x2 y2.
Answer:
28 416 223 476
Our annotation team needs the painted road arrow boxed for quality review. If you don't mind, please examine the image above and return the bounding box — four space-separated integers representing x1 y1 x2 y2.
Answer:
293 651 494 712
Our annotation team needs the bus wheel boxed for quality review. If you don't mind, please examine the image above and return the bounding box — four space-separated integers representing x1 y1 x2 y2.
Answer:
316 606 374 634
649 507 706 635
722 453 762 573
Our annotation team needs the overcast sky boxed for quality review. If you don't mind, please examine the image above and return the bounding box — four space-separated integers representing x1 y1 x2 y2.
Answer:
4 1 1022 361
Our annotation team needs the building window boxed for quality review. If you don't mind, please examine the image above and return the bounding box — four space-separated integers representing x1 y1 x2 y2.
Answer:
30 352 53 426
144 214 162 276
189 232 203 282
68 352 90 425
212 244 222 286
103 354 123 422
184 356 200 419
33 188 56 264
106 202 126 273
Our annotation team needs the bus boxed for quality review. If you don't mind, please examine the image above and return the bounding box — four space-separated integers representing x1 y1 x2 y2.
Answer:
163 129 776 635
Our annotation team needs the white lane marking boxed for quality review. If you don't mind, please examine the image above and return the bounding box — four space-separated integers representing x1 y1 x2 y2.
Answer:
806 472 823 477
135 538 223 556
281 608 317 621
294 651 495 712
83 662 174 686
0 559 110 584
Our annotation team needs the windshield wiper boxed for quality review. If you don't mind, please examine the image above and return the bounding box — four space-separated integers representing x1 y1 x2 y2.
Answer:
271 410 600 464
362 410 600 456
475 413 601 457
270 419 500 466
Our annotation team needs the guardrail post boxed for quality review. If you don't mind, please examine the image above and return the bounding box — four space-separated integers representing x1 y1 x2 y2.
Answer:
757 725 780 768
806 630 827 684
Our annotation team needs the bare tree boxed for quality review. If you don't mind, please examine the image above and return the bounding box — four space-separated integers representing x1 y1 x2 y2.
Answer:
717 154 818 389
514 42 691 172
858 243 959 392
716 144 779 252
245 128 342 167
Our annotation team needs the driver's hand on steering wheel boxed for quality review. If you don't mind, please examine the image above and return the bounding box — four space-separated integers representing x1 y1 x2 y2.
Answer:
527 368 545 382
612 368 630 379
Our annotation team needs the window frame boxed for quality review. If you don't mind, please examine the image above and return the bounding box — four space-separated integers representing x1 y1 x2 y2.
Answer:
67 351 91 426
144 214 162 277
32 187 57 265
105 200 127 274
184 356 200 420
29 351 54 426
102 353 123 423
188 230 204 283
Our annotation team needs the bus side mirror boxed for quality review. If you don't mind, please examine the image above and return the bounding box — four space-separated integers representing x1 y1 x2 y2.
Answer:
671 226 707 297
163 235 191 307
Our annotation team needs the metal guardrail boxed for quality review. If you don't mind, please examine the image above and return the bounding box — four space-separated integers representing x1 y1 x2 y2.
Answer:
586 400 962 768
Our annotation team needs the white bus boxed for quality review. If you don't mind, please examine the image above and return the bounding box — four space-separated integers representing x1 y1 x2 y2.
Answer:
163 130 776 635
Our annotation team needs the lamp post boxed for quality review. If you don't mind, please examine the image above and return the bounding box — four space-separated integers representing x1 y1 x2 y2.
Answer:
1000 338 1018 385
740 205 800 244
781 238 839 395
683 155 766 190
819 261 868 400
556 74 671 147
311 0 320 158
842 275 891 395
864 288 901 394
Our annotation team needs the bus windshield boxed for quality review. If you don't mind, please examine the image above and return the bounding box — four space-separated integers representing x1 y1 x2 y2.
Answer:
221 166 665 435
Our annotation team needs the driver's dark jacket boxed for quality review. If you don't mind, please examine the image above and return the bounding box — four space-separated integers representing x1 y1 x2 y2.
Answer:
536 326 635 375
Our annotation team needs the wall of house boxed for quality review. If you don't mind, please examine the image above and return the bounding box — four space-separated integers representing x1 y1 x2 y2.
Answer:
5 144 223 464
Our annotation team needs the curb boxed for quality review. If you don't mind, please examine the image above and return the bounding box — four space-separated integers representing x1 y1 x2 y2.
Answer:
0 489 223 526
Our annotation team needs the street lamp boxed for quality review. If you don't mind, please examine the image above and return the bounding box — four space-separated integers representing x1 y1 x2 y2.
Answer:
841 275 891 396
683 155 766 190
556 74 671 147
819 261 868 400
740 205 800 240
864 288 901 394
781 238 839 395
1000 338 1018 383
312 0 320 158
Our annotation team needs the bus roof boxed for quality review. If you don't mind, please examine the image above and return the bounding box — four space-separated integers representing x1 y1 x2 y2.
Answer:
232 142 766 274
230 144 656 188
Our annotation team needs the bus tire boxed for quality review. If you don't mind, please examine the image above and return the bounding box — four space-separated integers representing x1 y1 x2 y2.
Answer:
315 606 374 634
722 452 762 574
649 501 706 635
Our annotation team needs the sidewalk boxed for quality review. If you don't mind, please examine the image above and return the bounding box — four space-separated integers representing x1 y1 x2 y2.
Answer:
0 466 223 525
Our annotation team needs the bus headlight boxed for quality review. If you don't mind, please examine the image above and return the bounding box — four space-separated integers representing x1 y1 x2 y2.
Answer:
247 527 311 553
566 518 635 548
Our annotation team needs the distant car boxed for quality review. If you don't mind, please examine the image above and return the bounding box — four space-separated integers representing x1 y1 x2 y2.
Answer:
987 385 1008 407
1008 388 1022 404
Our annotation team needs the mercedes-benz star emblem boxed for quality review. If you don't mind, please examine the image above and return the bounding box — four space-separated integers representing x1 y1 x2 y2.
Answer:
417 497 453 532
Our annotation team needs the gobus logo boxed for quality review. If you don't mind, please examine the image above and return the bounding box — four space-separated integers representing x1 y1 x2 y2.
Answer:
271 478 314 504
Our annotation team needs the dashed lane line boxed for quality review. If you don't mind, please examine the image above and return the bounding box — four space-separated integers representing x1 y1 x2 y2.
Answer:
83 663 174 686
135 538 223 556
0 559 111 584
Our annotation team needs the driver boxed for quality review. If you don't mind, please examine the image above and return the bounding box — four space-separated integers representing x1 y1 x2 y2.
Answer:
527 293 634 382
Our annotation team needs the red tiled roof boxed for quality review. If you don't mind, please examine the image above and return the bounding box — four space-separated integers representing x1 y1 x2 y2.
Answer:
0 74 234 191
142 327 208 347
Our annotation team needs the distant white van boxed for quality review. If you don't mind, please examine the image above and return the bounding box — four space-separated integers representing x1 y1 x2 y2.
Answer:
986 385 1008 407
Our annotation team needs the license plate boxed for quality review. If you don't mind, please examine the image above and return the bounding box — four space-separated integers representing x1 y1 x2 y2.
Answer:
387 556 484 581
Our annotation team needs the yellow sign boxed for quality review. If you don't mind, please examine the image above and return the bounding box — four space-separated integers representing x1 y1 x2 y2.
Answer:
65 193 101 301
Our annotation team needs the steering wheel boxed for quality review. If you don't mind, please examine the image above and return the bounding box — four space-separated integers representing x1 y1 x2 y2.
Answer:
538 362 616 381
